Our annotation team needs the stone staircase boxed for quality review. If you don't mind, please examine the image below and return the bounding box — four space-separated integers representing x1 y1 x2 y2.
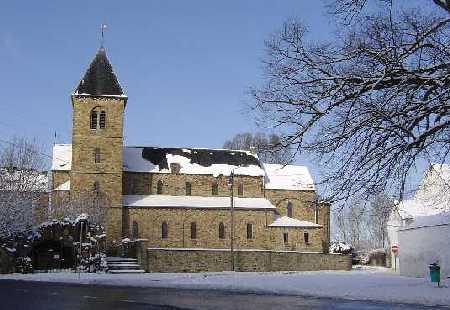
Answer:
106 257 145 274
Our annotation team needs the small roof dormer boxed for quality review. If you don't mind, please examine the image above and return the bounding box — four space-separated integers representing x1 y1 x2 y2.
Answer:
73 47 126 99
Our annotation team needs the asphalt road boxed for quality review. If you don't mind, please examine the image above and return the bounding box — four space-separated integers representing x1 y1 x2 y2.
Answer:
0 280 446 310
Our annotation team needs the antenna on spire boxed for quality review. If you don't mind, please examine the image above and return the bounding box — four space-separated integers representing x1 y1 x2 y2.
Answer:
100 23 107 48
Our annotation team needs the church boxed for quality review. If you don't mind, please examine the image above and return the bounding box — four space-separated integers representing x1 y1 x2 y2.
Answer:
50 47 348 272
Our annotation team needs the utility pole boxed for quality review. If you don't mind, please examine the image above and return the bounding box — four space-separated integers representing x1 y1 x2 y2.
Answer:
228 171 235 271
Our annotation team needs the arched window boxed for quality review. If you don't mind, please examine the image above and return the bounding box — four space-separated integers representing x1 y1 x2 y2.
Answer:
185 182 192 196
99 111 106 128
161 221 168 239
157 180 163 194
219 222 225 239
94 147 101 163
90 108 106 129
190 222 197 239
90 110 98 129
237 182 244 196
132 221 139 239
287 201 293 217
283 232 289 244
304 231 309 244
246 223 253 239
211 180 218 196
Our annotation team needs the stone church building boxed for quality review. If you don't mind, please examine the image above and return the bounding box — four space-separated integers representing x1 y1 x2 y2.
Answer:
50 47 346 272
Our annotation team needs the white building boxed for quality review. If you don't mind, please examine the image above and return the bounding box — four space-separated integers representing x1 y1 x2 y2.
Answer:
387 164 450 277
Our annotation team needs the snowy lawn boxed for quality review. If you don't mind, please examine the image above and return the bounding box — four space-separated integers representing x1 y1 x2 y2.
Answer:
1 266 449 307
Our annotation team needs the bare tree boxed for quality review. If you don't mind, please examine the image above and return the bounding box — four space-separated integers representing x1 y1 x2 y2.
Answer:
368 194 395 248
223 132 293 164
50 190 110 227
0 138 47 238
251 2 450 201
333 194 394 250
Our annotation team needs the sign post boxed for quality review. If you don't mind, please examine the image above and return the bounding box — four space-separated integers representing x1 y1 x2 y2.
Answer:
391 245 399 272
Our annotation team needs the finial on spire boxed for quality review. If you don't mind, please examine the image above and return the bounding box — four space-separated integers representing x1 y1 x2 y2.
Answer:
100 23 107 48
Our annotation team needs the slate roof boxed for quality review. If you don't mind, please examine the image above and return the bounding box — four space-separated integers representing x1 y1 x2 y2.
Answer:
73 48 125 97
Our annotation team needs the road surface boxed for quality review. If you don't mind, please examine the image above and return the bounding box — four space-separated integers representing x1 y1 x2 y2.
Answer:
0 280 445 309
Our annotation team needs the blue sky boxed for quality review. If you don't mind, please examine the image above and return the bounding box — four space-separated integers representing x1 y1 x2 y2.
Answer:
0 0 429 193
0 1 332 149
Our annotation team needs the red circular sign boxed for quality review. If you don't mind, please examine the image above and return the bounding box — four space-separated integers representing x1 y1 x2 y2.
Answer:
391 245 399 253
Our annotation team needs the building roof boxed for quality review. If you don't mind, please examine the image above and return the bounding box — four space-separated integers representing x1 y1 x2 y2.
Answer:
269 216 322 228
389 162 450 230
123 146 264 177
263 163 315 191
73 48 126 97
123 195 276 209
51 144 316 186
399 212 450 231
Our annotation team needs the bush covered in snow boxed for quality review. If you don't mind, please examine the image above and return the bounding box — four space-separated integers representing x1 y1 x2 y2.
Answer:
0 215 108 273
329 242 353 254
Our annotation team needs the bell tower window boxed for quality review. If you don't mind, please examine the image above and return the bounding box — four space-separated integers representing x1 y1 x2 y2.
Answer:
90 110 98 129
90 108 106 129
99 111 106 128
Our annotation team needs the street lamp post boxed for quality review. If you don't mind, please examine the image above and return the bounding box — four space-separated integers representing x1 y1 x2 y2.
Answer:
228 171 235 271
78 217 88 279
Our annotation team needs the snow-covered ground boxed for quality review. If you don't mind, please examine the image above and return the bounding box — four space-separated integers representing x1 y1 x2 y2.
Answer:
1 266 448 307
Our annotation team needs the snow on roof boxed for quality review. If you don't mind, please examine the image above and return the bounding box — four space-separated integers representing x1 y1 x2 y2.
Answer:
400 212 450 230
54 180 70 191
395 199 442 220
51 144 71 171
124 147 265 177
391 163 450 229
123 195 276 210
263 163 315 191
414 163 450 212
269 216 322 228
122 147 157 172
52 145 316 185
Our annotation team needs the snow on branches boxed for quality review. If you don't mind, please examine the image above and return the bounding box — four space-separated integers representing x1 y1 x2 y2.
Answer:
0 138 47 238
252 7 450 201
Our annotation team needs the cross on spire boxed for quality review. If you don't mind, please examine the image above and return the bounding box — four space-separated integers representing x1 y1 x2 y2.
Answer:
100 23 107 48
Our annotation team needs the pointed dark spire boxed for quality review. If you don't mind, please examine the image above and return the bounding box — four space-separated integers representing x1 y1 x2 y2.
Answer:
74 48 125 97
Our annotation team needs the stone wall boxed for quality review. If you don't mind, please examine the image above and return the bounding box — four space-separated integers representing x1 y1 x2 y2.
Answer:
127 207 272 249
265 189 330 252
126 207 324 251
268 227 323 252
145 248 352 273
70 96 125 243
123 172 264 198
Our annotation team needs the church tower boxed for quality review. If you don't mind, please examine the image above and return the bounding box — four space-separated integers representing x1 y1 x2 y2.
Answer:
70 47 127 243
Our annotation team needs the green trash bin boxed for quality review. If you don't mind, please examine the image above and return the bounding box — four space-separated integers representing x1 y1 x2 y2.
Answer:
429 263 441 285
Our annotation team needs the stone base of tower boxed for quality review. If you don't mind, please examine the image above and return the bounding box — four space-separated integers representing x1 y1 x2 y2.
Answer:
106 207 124 247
